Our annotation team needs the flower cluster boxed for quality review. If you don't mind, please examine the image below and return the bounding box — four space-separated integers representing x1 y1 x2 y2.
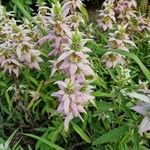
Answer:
102 24 136 68
0 5 42 77
51 30 95 131
38 1 95 131
98 0 137 31
38 1 70 56
62 0 83 15
52 76 94 131
115 0 137 21
137 15 150 32
97 0 116 31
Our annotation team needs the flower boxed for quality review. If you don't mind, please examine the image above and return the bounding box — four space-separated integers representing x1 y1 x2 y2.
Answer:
66 12 84 29
52 76 94 131
102 52 125 68
1 58 22 77
97 0 115 31
131 102 150 134
108 24 136 51
0 9 43 77
38 1 71 56
62 0 83 14
51 31 94 77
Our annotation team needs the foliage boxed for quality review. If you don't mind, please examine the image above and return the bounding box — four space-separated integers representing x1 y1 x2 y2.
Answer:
0 0 150 150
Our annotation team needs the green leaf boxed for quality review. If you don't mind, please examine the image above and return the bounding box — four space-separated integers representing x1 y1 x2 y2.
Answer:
5 129 19 149
93 92 111 97
24 72 38 86
72 123 91 143
24 134 64 150
11 0 46 34
79 5 89 22
5 92 12 110
92 125 129 145
11 0 33 21
113 50 150 84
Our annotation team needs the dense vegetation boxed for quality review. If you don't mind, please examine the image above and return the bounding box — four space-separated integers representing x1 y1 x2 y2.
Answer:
0 0 150 149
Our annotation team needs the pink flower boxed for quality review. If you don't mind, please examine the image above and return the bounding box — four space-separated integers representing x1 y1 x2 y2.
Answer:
38 1 71 56
51 31 94 77
102 52 125 68
97 0 115 31
131 102 150 134
62 0 83 14
52 77 94 131
108 24 136 51
0 12 43 77
39 33 68 56
1 58 22 77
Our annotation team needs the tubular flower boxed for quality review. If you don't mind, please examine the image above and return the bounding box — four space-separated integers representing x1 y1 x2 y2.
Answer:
52 77 94 131
51 30 94 77
38 1 71 56
97 0 115 31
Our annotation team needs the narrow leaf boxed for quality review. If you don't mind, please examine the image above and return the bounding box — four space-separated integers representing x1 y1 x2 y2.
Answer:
24 134 64 150
93 125 128 145
72 123 91 143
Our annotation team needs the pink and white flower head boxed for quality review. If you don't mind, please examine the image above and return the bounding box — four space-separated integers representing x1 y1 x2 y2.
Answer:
49 1 70 36
38 1 70 56
82 23 95 39
114 0 137 23
52 76 94 131
108 24 136 51
51 30 94 77
62 0 83 14
115 0 137 13
0 5 13 23
138 80 149 91
1 55 22 77
131 102 150 134
138 17 150 32
102 52 125 68
66 12 84 29
97 0 115 31
0 13 43 76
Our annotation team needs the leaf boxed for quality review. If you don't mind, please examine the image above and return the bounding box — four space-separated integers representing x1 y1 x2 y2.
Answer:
5 129 19 149
96 101 113 112
24 72 38 86
5 92 12 110
72 123 91 143
79 5 89 22
11 0 33 21
92 125 128 145
24 134 64 150
11 0 46 34
93 92 111 97
113 50 150 84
